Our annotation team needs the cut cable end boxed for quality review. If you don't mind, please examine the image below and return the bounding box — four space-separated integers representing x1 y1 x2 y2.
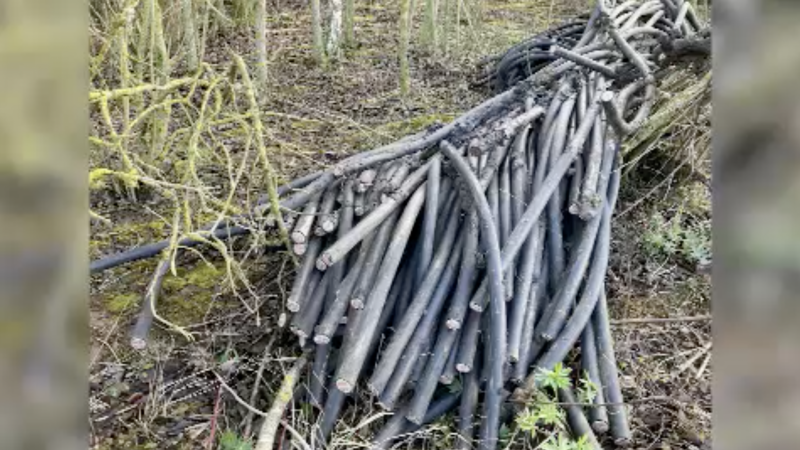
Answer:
130 337 147 350
592 420 609 434
335 379 354 394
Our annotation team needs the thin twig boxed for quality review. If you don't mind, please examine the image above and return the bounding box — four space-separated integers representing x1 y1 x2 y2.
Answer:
205 384 223 450
695 352 712 379
675 342 712 376
243 337 277 438
610 314 711 325
254 355 308 450
279 420 313 450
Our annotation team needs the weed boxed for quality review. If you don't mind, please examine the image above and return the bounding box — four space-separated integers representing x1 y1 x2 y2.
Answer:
430 417 457 450
447 376 463 394
511 369 602 449
498 423 513 447
533 362 572 391
516 408 539 435
540 433 591 450
642 212 681 257
218 430 253 450
677 183 711 216
680 223 712 265
576 373 598 404
642 209 711 265
534 402 566 427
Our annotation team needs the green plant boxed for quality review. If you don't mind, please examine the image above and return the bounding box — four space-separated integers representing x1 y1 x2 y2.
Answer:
642 212 681 257
447 376 463 394
498 423 513 447
515 390 567 436
681 223 712 264
534 402 565 427
534 363 572 392
677 183 711 216
514 371 594 450
516 408 539 435
539 434 591 450
642 209 712 264
576 372 598 404
218 430 252 450
430 416 457 450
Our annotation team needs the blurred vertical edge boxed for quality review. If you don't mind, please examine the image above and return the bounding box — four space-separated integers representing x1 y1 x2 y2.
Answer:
715 1 800 450
0 0 87 449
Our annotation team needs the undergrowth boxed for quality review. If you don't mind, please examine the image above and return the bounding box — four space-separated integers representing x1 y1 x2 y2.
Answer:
219 430 253 450
500 364 600 450
89 0 305 339
643 209 711 266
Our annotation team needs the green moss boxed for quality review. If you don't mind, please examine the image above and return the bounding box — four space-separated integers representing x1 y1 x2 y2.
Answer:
91 219 169 263
173 159 188 178
159 263 226 326
107 293 139 313
89 168 113 190
93 260 227 328
108 219 167 242
163 262 221 290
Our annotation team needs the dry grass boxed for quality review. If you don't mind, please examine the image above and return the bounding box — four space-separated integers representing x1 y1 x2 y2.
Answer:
608 76 712 447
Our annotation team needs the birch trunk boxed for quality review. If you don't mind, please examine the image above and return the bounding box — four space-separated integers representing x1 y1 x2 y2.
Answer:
344 0 355 45
399 0 411 94
181 0 199 72
311 0 326 65
327 0 344 59
422 0 439 51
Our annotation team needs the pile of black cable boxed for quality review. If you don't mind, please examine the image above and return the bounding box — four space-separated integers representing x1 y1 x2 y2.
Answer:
91 1 710 448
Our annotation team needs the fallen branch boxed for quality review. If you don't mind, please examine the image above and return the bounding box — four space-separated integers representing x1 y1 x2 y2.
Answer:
254 355 308 450
611 314 712 325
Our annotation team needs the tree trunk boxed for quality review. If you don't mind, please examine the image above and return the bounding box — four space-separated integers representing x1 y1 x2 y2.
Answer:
399 0 411 95
118 0 137 131
311 0 326 65
255 0 269 91
134 0 152 87
327 0 344 59
149 0 172 161
438 0 450 55
343 0 355 46
181 0 199 72
422 0 438 51
231 0 254 24
197 0 210 62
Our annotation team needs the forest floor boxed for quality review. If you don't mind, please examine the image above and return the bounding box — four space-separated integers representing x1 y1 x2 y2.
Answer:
89 0 711 448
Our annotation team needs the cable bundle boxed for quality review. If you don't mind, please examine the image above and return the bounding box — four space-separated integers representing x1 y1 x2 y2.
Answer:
91 1 708 447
